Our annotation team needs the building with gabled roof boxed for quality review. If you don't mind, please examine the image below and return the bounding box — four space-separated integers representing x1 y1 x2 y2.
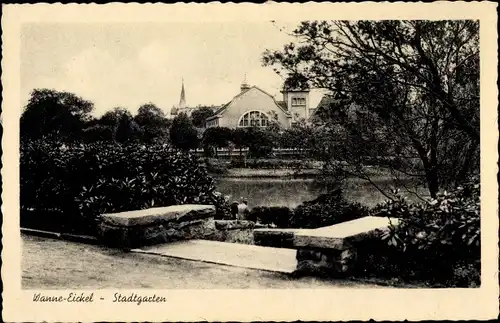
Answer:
205 77 316 129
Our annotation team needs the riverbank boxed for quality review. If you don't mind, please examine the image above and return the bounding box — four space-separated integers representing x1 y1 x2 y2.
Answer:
214 168 320 178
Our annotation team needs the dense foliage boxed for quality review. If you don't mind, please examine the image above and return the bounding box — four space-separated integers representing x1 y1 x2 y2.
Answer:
134 103 171 143
249 206 293 228
191 106 216 128
249 190 368 229
202 127 233 157
169 113 199 151
22 89 172 145
357 177 481 286
263 20 480 198
291 190 369 228
21 89 94 142
20 140 229 234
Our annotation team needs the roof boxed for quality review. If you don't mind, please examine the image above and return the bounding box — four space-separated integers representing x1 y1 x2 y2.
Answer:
276 101 287 110
316 95 338 110
207 86 291 120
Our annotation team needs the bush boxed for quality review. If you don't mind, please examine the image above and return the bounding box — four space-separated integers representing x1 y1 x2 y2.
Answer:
359 177 481 286
290 189 369 228
20 140 229 234
249 206 293 227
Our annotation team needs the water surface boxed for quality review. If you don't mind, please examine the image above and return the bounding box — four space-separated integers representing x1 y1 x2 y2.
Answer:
215 176 429 209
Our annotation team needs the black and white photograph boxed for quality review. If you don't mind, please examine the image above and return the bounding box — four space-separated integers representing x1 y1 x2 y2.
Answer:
2 2 498 322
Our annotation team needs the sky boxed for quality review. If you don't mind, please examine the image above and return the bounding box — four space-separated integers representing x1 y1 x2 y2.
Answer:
21 22 325 117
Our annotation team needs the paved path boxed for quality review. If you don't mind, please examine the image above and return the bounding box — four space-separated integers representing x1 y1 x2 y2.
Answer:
132 240 297 273
22 234 390 289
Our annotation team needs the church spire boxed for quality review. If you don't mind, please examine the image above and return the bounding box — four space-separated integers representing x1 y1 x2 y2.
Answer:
179 78 186 110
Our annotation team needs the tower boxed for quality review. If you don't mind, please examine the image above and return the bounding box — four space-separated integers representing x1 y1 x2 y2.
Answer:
240 74 251 92
281 83 310 123
178 78 186 111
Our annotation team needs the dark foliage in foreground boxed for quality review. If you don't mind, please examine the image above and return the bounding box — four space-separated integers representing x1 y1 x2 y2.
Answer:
249 189 368 229
249 178 480 287
355 176 481 287
249 206 294 228
291 189 369 228
20 140 229 234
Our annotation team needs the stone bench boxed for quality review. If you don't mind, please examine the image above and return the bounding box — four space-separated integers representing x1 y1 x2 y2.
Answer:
97 204 216 249
254 216 399 276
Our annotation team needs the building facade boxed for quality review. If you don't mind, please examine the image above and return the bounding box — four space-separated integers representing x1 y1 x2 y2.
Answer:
205 79 316 129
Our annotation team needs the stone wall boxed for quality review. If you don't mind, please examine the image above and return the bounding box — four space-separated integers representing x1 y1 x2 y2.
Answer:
295 247 357 277
204 220 270 245
255 216 399 277
97 205 216 249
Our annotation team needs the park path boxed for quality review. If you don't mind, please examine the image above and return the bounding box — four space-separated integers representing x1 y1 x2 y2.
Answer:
22 234 390 289
132 240 297 273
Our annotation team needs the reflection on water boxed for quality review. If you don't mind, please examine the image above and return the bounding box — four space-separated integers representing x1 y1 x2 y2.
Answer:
215 177 324 209
215 176 429 209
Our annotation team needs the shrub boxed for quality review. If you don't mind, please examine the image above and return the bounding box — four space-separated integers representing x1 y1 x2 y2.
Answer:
359 177 481 286
290 189 368 228
20 140 230 234
249 206 293 228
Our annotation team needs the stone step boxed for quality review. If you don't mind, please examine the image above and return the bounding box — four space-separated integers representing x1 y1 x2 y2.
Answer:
294 216 399 249
255 216 399 250
131 239 297 273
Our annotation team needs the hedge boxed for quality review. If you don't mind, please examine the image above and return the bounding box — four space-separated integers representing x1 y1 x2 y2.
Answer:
20 140 229 234
249 189 368 229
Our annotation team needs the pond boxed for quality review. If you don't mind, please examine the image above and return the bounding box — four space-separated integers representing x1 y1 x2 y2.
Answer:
214 176 430 209
214 177 324 209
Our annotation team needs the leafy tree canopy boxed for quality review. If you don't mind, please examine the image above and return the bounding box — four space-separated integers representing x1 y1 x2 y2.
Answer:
169 112 199 151
134 103 170 143
21 88 94 142
263 20 479 197
191 106 216 128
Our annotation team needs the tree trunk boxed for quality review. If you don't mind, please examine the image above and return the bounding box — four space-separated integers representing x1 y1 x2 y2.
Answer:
425 166 439 199
426 118 440 199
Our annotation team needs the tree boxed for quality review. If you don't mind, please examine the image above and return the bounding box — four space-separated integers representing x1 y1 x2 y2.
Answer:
21 89 94 142
134 103 170 143
263 20 479 198
231 128 248 156
115 108 142 143
202 127 232 157
169 113 199 151
191 106 216 128
245 127 274 159
94 107 142 143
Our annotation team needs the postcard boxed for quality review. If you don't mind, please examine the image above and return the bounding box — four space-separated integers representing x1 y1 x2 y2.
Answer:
2 2 499 322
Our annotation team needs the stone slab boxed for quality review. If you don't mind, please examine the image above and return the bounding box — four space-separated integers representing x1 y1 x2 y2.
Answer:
101 204 216 227
214 220 255 230
97 215 216 249
254 228 314 248
131 239 297 273
293 216 399 249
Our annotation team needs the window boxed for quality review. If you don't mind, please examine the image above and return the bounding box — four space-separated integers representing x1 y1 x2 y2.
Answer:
291 97 306 107
238 111 270 128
